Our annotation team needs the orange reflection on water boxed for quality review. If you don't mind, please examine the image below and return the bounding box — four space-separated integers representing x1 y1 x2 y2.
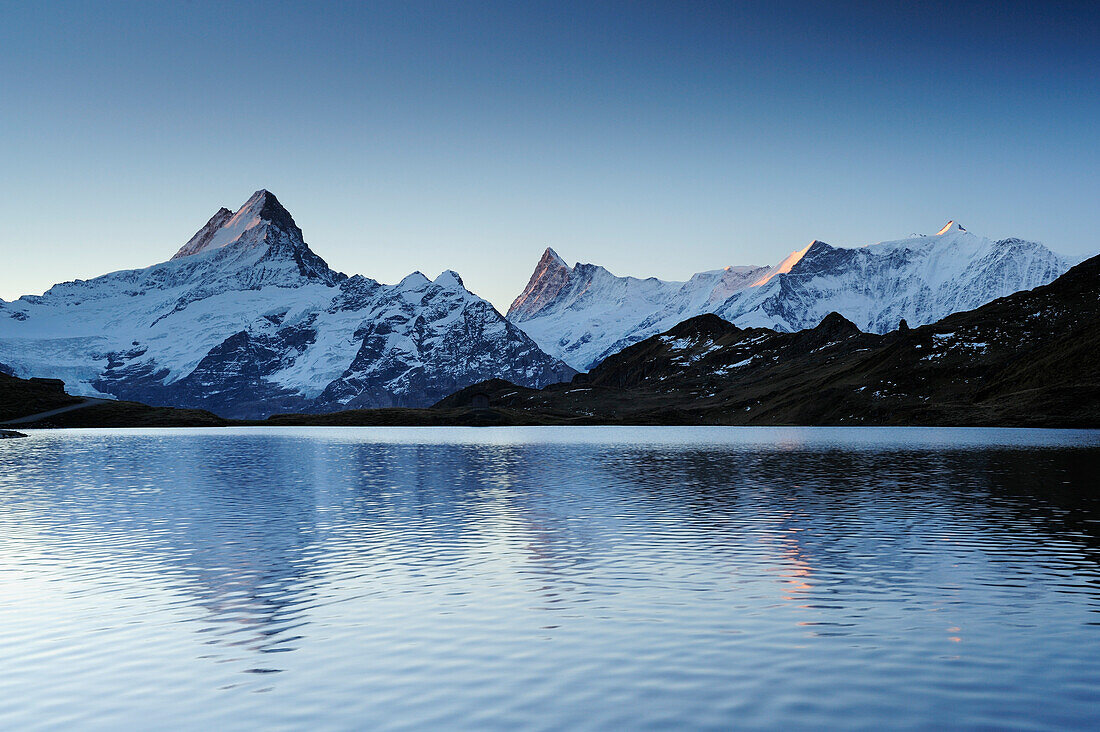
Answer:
762 520 815 602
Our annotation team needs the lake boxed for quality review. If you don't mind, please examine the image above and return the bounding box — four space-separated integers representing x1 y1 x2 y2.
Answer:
1 427 1098 730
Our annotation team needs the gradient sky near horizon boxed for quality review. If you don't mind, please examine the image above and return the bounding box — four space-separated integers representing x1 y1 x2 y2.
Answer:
2 1 1098 310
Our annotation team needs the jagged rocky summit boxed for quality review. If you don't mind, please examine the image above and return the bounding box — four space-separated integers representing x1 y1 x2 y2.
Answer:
0 190 575 418
508 222 1073 370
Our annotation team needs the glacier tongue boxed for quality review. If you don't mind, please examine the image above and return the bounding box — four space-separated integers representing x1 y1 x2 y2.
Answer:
508 225 1072 371
0 190 575 418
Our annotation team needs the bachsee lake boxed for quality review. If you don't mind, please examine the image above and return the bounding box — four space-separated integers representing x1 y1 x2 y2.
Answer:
1 427 1098 730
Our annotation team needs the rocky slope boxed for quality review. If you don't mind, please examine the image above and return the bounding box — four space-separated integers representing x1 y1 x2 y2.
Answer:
0 372 81 422
507 223 1072 370
0 371 226 427
452 251 1100 427
0 190 574 418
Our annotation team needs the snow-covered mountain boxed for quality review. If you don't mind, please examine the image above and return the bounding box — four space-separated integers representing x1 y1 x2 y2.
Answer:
507 223 1073 370
0 190 575 417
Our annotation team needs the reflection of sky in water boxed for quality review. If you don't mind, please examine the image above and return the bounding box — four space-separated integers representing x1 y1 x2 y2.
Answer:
0 427 1098 729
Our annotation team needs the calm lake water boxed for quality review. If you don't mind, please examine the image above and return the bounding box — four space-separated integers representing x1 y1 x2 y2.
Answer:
1 427 1099 730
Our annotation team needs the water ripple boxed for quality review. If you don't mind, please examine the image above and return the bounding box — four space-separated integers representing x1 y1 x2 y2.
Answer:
0 426 1098 730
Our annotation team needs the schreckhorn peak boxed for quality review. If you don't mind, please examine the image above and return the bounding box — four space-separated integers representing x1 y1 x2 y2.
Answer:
172 189 301 260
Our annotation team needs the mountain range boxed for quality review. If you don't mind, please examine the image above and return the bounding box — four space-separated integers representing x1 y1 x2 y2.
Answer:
5 245 1096 429
0 191 575 418
445 248 1100 427
1 190 1082 420
508 222 1072 370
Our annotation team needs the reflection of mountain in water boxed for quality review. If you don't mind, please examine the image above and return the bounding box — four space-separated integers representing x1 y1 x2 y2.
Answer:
0 435 331 673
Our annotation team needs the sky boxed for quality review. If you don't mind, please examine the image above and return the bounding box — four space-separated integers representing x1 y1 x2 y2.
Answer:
1 0 1098 310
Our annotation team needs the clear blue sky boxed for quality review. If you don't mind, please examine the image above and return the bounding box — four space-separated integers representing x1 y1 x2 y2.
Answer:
2 0 1097 309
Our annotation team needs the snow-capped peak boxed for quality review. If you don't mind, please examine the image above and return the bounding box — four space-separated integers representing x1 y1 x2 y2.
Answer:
936 220 966 235
433 270 465 289
750 241 816 286
398 271 430 290
507 246 575 319
507 225 1072 371
0 190 576 416
171 189 299 260
542 247 567 269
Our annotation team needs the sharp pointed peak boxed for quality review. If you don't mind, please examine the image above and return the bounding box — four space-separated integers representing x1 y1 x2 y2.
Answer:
242 188 281 203
171 189 302 260
540 246 567 268
240 189 297 231
507 247 575 319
